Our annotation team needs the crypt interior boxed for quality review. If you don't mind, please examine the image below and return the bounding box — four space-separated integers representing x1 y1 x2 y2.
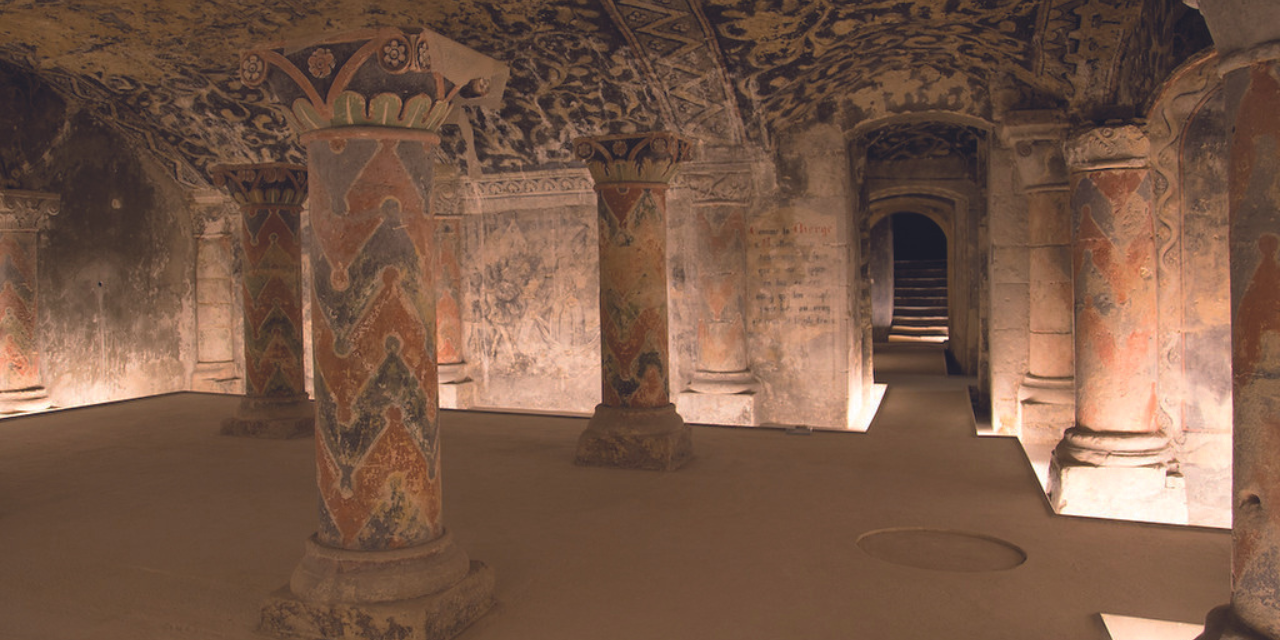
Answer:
0 0 1277 638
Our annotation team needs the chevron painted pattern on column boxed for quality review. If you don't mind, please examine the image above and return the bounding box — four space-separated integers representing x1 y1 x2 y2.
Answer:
307 133 442 551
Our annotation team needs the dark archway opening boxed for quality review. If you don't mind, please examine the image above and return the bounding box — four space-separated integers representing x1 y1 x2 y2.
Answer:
888 212 948 343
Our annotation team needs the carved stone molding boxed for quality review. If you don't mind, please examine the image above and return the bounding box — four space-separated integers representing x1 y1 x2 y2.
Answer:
242 28 509 135
999 111 1069 191
0 190 60 230
210 163 308 207
673 162 757 205
1064 123 1150 171
573 132 696 185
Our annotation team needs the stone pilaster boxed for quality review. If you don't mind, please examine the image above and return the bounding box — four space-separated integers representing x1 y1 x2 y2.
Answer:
0 190 57 413
574 132 695 470
675 163 761 426
435 213 474 409
1191 1 1280 636
211 164 313 439
1049 123 1186 524
1000 112 1075 446
240 27 507 640
190 190 242 394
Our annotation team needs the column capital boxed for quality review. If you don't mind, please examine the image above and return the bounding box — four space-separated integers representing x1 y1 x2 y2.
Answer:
0 190 59 230
999 111 1069 191
573 132 696 185
674 161 758 205
241 27 509 136
1064 123 1149 172
211 163 308 208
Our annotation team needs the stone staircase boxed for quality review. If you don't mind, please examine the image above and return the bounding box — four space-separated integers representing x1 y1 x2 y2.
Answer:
889 259 949 343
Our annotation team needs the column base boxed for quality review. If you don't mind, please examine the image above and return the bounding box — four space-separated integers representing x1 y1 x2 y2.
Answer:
438 362 468 385
576 403 692 471
1048 457 1188 525
191 360 240 393
1017 376 1075 445
687 369 758 394
221 394 314 439
675 390 760 426
261 533 494 640
1196 605 1272 640
0 386 51 414
439 381 475 410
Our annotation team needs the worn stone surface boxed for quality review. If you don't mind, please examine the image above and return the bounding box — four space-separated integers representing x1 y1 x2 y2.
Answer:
0 190 56 412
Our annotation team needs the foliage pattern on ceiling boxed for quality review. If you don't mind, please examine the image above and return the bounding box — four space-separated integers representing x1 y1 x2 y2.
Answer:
0 0 1197 187
862 122 984 163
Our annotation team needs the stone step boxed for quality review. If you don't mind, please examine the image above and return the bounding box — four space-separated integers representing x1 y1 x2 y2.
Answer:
892 316 949 327
895 297 948 307
895 259 947 268
895 286 947 296
895 271 947 280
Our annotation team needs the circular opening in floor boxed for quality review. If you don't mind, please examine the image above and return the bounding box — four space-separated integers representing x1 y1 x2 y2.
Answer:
856 527 1026 572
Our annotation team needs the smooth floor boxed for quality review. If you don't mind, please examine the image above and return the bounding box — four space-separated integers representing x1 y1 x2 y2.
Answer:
0 344 1230 639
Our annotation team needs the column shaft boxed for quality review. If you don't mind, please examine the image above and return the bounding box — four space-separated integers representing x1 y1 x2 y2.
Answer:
689 202 757 391
435 213 474 409
1048 124 1185 524
241 27 506 640
574 132 694 470
213 164 312 439
1201 47 1280 640
0 190 56 413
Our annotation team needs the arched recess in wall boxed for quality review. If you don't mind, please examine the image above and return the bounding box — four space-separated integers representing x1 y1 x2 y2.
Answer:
868 193 957 345
1147 48 1232 528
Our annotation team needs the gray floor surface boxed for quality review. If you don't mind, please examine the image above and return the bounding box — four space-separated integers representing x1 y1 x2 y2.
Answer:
0 344 1230 639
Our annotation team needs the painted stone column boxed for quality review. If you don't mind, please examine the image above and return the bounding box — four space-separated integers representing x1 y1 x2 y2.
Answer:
241 28 508 640
0 190 57 413
675 165 761 426
435 213 474 409
190 190 242 393
1049 124 1186 524
211 164 312 439
1192 1 1280 636
1001 112 1076 446
574 132 695 470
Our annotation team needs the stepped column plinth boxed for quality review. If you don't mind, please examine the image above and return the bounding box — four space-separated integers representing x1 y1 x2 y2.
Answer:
212 164 313 439
240 27 508 640
1048 123 1186 524
675 163 761 426
1190 1 1280 636
0 190 57 414
1000 112 1076 443
574 132 695 470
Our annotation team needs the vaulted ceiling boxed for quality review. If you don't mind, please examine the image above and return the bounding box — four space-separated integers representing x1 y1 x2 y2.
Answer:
0 0 1209 187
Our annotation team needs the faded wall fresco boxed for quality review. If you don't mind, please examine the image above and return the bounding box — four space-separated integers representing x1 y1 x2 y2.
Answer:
468 206 600 413
0 65 196 409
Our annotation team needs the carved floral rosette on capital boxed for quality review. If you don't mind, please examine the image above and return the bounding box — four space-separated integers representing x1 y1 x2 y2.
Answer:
243 28 509 640
0 190 58 414
239 27 509 136
572 132 697 471
211 164 312 439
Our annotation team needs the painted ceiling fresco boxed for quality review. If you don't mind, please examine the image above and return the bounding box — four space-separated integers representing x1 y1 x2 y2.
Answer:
0 0 1206 186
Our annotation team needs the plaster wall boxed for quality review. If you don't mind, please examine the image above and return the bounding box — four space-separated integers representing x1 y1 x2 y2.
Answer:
0 66 197 409
986 145 1031 434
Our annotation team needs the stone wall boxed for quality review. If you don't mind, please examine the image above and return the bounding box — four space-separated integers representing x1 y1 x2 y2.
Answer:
0 64 197 409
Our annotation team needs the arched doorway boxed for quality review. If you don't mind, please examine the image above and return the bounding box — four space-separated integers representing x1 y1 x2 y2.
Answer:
887 212 948 343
